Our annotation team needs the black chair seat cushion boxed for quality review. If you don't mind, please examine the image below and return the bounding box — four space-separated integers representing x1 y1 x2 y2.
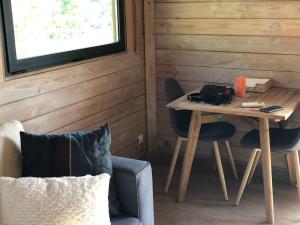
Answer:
178 121 236 141
240 128 300 152
111 217 141 225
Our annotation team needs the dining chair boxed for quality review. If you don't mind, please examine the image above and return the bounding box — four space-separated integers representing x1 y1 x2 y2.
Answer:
235 127 300 205
163 78 238 200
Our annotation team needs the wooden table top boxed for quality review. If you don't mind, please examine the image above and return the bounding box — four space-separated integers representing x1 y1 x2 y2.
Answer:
167 88 300 121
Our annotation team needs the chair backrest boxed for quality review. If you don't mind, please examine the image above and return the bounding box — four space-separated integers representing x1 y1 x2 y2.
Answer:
162 78 191 136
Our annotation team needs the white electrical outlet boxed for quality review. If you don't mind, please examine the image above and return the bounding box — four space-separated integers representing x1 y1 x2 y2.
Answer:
138 134 144 152
138 134 144 144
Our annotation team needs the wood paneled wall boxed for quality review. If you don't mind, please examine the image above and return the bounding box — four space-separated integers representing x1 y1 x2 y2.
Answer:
0 0 146 158
155 0 300 169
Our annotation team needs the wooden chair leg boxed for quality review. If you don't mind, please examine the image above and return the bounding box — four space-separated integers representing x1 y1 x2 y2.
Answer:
247 149 261 184
213 141 228 201
225 141 239 180
164 137 183 193
286 154 297 187
235 149 259 206
292 151 300 200
281 121 297 187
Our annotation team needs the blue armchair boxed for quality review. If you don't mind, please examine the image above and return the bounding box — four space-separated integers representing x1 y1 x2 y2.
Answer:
111 157 154 225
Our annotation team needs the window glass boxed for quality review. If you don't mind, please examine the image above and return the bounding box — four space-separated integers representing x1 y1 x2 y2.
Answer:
1 0 125 75
11 0 119 60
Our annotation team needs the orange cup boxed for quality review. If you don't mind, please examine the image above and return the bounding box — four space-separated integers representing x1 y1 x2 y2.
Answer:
234 76 246 98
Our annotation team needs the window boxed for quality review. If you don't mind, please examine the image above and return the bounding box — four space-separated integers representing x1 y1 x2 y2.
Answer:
0 0 125 75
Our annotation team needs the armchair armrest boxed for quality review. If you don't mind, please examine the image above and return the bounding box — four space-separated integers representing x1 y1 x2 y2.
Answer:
112 156 154 225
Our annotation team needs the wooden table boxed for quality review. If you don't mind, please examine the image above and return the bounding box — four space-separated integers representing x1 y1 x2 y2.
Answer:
167 88 300 224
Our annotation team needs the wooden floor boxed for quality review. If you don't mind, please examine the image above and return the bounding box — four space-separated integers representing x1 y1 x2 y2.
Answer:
152 155 300 225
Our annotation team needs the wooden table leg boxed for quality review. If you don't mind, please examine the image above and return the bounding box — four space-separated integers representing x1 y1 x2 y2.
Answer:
178 111 202 203
259 118 274 224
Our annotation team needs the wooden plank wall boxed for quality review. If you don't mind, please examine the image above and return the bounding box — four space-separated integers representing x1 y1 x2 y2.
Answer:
145 0 158 154
0 0 146 158
155 0 300 169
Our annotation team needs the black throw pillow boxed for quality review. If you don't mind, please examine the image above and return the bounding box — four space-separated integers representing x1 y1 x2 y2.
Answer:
21 132 71 177
21 123 112 177
20 123 122 216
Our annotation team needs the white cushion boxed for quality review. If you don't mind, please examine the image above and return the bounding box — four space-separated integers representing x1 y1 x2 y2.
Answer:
0 174 111 225
0 120 24 177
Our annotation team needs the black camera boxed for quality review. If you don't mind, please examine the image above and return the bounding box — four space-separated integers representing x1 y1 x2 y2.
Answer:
187 85 235 105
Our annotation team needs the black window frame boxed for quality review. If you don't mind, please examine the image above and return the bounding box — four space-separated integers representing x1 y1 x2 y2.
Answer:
0 0 126 76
